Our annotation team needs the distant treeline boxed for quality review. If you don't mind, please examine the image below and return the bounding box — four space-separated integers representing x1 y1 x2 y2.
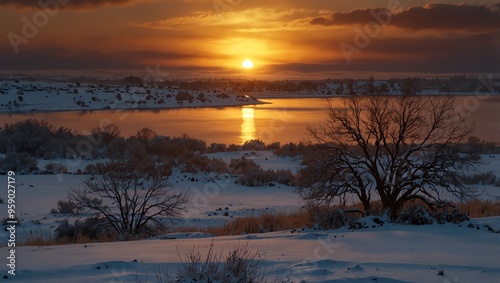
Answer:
152 76 500 94
3 75 499 95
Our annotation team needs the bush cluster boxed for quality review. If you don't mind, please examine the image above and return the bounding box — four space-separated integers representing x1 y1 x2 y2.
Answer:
460 171 496 185
54 218 118 243
0 152 38 174
238 168 294 187
178 154 228 174
50 200 81 215
43 163 68 174
0 119 78 159
228 157 294 186
398 205 469 225
274 142 307 157
0 119 313 174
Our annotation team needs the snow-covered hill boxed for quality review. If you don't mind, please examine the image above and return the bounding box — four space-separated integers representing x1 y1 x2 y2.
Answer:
2 220 499 282
0 152 499 282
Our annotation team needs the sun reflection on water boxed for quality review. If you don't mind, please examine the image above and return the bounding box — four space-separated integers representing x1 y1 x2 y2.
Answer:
240 106 256 143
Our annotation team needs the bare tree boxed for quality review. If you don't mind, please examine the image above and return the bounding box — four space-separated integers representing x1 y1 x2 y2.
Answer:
70 161 188 238
298 94 479 219
91 122 121 145
136 127 158 144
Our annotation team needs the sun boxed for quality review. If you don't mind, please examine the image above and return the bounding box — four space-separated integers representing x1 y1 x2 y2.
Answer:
242 59 254 69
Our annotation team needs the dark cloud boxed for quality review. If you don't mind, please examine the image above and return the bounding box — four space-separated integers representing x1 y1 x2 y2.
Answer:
0 0 132 10
311 3 500 30
0 47 202 70
268 32 500 74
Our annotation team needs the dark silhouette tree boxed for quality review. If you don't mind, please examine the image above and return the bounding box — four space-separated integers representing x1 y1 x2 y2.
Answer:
298 94 479 219
69 161 188 239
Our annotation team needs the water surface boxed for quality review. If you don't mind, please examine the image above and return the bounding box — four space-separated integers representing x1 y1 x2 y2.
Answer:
0 97 498 144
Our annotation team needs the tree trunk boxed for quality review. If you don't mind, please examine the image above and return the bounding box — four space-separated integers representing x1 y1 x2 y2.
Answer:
362 199 371 216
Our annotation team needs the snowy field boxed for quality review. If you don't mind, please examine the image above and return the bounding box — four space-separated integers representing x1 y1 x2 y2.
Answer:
3 218 500 282
0 151 499 282
0 81 263 113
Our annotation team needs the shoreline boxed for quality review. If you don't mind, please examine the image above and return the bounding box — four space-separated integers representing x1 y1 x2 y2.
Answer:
1 93 499 115
253 92 500 99
0 100 270 115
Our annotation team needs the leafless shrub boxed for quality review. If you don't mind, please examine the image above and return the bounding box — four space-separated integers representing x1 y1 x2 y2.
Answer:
228 157 294 186
398 206 436 225
175 90 193 101
157 242 290 283
54 218 118 243
136 128 158 143
460 171 496 185
308 206 365 230
266 142 281 150
91 123 121 146
466 136 498 154
397 201 472 225
70 160 189 239
229 157 260 174
178 154 228 174
209 142 227 152
274 142 307 157
0 152 38 174
44 162 68 174
241 139 266 151
238 169 294 187
52 200 81 215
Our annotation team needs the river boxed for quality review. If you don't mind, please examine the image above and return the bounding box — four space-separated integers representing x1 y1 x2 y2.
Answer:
0 96 499 145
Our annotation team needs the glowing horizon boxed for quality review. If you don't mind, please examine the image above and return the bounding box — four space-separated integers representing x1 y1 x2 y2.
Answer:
0 0 498 78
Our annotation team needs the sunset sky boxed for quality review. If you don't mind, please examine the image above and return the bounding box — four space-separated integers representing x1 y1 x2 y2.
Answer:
1 0 499 79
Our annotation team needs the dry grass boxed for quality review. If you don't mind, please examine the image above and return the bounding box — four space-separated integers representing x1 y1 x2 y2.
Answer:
314 199 500 219
19 230 116 247
170 211 311 236
208 211 310 236
17 199 500 245
19 231 59 246
456 199 500 218
202 199 500 235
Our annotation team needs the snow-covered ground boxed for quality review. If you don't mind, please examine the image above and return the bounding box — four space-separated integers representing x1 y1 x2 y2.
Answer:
205 150 303 173
0 151 499 282
3 220 500 282
3 80 497 114
0 81 263 113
